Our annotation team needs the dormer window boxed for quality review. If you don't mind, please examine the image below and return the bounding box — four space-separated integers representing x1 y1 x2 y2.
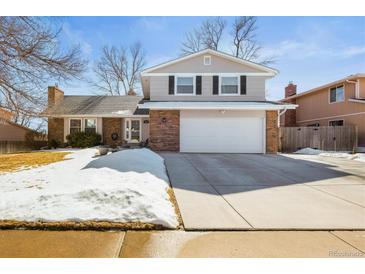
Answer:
203 55 211 66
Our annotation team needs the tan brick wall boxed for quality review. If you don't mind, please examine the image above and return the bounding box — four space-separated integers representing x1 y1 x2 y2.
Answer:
149 110 180 151
266 110 278 153
48 118 64 145
48 86 64 107
102 118 123 147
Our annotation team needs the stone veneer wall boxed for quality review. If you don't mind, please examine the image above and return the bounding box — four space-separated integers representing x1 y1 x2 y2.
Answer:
48 118 64 145
102 118 123 147
266 110 279 153
149 110 180 151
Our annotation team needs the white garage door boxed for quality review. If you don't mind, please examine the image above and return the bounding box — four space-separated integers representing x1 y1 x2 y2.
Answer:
180 110 265 153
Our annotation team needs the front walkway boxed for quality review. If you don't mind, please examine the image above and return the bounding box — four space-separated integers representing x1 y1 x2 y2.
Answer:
0 230 364 258
161 153 365 230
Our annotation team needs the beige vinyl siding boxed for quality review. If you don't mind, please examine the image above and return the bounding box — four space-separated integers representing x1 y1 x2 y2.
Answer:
150 75 266 101
359 78 365 98
63 117 103 142
149 53 264 73
295 82 365 123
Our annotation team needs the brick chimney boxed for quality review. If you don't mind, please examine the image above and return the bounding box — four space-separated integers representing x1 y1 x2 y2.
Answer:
48 86 64 107
282 82 297 127
285 81 297 98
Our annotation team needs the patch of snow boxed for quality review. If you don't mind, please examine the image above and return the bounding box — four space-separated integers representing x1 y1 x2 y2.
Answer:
0 148 178 228
294 148 365 163
294 148 323 155
111 110 133 115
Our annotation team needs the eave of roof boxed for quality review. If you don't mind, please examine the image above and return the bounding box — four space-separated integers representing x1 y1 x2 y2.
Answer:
138 101 297 110
141 49 278 75
281 73 365 102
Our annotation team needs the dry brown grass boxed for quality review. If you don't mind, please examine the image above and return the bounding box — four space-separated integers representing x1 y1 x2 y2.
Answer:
0 151 70 173
0 220 166 231
167 187 184 229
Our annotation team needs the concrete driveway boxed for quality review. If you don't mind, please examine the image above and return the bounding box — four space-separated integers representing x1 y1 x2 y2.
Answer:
161 153 365 230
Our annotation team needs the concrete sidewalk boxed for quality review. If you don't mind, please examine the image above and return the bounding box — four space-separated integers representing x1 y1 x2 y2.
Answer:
0 230 364 258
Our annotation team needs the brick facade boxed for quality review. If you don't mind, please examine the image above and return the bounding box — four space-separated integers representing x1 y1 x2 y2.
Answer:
149 110 180 151
266 110 279 154
48 118 64 145
102 118 123 147
282 83 297 127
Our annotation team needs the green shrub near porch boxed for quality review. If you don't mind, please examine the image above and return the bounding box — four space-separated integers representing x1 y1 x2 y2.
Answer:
66 131 102 148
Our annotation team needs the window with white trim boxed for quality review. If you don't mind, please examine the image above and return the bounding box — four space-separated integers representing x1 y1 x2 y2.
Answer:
329 120 344 126
329 85 344 103
176 76 194 95
220 76 239 95
69 119 81 134
203 55 211 65
84 118 96 134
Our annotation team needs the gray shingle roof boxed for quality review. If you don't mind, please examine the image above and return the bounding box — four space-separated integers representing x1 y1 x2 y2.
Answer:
44 96 148 116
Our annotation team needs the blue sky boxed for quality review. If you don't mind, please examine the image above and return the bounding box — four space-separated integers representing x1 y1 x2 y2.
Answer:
58 16 365 100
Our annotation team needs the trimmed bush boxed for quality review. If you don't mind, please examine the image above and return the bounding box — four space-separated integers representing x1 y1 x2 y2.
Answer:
66 131 101 148
48 139 60 149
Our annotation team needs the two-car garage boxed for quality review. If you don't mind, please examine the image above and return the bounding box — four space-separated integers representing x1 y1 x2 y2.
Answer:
180 110 265 153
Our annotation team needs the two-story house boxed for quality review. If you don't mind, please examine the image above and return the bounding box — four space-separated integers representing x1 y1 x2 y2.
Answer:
280 74 365 149
45 49 296 153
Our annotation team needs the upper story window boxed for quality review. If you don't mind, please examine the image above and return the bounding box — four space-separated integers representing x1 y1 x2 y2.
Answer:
329 85 344 103
70 119 81 134
203 55 211 66
176 76 194 95
329 120 344 126
220 76 239 95
84 118 96 134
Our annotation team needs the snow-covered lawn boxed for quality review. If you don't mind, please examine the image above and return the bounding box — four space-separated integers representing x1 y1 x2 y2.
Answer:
0 148 178 228
294 148 365 163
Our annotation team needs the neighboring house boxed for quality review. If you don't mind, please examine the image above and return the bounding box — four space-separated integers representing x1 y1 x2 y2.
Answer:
0 107 40 141
280 74 365 148
45 49 296 153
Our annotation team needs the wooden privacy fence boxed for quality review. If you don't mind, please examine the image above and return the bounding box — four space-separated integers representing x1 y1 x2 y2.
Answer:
0 140 48 154
279 126 358 152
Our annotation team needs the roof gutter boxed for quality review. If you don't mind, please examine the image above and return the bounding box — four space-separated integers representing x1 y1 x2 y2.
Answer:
137 103 297 111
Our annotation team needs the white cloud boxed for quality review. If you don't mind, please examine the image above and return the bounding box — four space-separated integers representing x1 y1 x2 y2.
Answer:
135 17 167 31
261 21 365 62
62 23 92 56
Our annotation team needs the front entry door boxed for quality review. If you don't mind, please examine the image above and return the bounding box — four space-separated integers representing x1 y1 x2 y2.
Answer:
125 119 141 143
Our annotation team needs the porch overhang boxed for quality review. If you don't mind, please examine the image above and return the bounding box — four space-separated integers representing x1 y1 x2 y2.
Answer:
138 101 298 111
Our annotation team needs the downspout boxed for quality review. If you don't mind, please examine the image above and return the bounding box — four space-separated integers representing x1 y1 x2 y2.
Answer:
346 79 360 99
278 108 288 127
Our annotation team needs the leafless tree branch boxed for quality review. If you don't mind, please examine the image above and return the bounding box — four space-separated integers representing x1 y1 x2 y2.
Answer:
94 42 146 95
181 17 226 55
0 16 87 129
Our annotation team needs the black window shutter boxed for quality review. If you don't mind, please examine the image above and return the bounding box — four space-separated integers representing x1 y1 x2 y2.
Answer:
213 75 219 95
196 76 202 95
240 75 247 95
168 76 175 95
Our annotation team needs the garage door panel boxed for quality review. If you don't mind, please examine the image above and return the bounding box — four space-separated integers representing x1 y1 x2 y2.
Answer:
180 110 265 153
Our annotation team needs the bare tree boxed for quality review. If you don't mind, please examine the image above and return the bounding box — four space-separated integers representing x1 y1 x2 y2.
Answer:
181 16 274 64
181 17 226 55
94 42 146 95
181 29 203 55
0 17 87 125
231 16 274 65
